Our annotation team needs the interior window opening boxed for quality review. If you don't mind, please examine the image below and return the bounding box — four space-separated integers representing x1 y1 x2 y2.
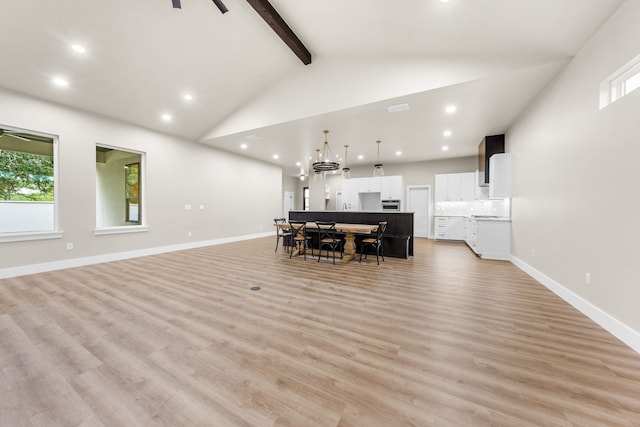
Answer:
96 145 144 228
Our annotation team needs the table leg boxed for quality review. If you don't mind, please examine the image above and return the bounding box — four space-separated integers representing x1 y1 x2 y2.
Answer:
342 231 357 263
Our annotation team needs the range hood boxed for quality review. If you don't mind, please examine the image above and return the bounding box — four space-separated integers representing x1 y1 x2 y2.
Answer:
478 134 505 186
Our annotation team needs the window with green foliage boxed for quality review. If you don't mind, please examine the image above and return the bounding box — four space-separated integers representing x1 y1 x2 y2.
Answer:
0 126 56 234
96 145 144 229
125 162 140 223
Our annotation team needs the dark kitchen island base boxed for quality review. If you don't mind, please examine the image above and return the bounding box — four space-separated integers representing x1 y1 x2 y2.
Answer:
288 211 414 259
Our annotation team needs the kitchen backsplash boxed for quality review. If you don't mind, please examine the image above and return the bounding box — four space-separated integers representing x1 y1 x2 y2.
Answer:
435 198 510 217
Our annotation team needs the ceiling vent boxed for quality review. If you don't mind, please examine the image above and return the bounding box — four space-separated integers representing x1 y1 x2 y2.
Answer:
386 103 410 113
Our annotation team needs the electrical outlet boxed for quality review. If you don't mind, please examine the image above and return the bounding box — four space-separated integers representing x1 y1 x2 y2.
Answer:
585 272 591 285
187 231 192 237
184 204 192 210
531 248 535 257
199 205 205 210
66 243 74 250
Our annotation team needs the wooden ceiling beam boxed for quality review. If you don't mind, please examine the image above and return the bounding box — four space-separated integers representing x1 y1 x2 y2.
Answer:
245 0 312 65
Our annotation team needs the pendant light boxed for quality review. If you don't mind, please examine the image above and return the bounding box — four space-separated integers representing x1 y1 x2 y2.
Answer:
312 130 340 174
342 145 351 179
313 148 324 180
373 140 384 176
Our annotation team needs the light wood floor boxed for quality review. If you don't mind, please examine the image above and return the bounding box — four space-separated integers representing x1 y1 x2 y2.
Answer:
2 237 640 426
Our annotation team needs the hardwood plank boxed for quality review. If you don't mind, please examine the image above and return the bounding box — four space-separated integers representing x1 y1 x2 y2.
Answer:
1 237 640 426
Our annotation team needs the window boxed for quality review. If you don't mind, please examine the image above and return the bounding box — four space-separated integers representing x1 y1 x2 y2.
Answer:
95 145 146 233
0 125 58 240
303 186 309 211
600 53 640 109
125 163 140 223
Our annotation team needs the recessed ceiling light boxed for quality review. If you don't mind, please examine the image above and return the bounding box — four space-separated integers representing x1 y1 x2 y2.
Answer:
443 130 452 137
396 151 402 156
51 76 69 88
387 103 410 113
161 113 172 122
445 105 457 114
442 145 449 151
273 154 279 159
295 162 301 166
440 0 451 3
357 154 364 160
183 93 194 101
240 143 248 150
71 44 86 54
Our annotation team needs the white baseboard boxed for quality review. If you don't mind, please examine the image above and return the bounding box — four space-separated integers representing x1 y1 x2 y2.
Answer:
511 255 640 354
0 231 273 280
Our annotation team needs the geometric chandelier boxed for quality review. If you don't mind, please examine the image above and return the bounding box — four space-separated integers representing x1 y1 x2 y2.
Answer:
312 130 340 173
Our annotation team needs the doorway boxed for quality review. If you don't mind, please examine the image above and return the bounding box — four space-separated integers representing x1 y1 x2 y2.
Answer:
408 185 430 238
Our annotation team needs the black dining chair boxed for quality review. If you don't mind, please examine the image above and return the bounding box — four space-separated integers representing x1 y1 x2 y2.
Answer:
274 218 292 253
315 221 343 265
288 221 314 260
359 221 387 265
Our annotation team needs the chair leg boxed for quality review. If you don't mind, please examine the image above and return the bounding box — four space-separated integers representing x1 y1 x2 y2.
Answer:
275 236 279 253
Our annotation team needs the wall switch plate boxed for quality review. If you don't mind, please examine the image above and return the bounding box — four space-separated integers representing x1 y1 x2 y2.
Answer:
187 231 192 237
184 204 192 210
199 205 205 210
585 272 591 285
66 243 74 250
531 248 535 256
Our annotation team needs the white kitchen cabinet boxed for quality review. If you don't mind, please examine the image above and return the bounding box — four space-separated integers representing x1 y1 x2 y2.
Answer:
380 176 391 199
357 177 381 193
435 172 475 202
463 217 510 260
381 175 404 200
434 216 464 241
460 173 475 201
434 175 448 202
489 153 511 199
341 179 360 211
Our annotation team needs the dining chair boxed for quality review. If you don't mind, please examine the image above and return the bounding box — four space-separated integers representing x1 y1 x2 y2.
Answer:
359 221 387 265
315 221 343 264
274 218 292 253
288 221 314 260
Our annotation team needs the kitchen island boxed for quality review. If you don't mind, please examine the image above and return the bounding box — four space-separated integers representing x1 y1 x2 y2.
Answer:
288 211 414 258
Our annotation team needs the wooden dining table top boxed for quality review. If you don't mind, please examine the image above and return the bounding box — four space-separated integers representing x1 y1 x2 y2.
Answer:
275 222 378 234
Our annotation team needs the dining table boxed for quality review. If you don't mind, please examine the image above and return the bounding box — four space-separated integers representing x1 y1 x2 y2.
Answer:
275 221 378 263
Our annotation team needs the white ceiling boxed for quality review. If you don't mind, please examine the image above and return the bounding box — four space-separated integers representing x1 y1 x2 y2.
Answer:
0 0 624 176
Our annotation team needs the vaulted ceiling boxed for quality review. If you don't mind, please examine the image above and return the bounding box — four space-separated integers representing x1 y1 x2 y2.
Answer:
0 0 624 176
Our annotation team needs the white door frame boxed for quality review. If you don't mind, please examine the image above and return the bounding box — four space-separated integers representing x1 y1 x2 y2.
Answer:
407 184 432 239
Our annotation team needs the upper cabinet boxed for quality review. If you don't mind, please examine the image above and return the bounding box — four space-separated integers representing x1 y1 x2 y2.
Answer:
380 175 404 200
357 177 381 193
342 175 404 210
435 172 475 202
489 153 511 199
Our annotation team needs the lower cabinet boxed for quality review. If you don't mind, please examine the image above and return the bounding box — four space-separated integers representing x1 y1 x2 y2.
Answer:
434 216 464 241
464 217 510 260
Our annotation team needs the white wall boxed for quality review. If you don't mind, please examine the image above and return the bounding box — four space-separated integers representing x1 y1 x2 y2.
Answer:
0 88 282 270
508 0 640 333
